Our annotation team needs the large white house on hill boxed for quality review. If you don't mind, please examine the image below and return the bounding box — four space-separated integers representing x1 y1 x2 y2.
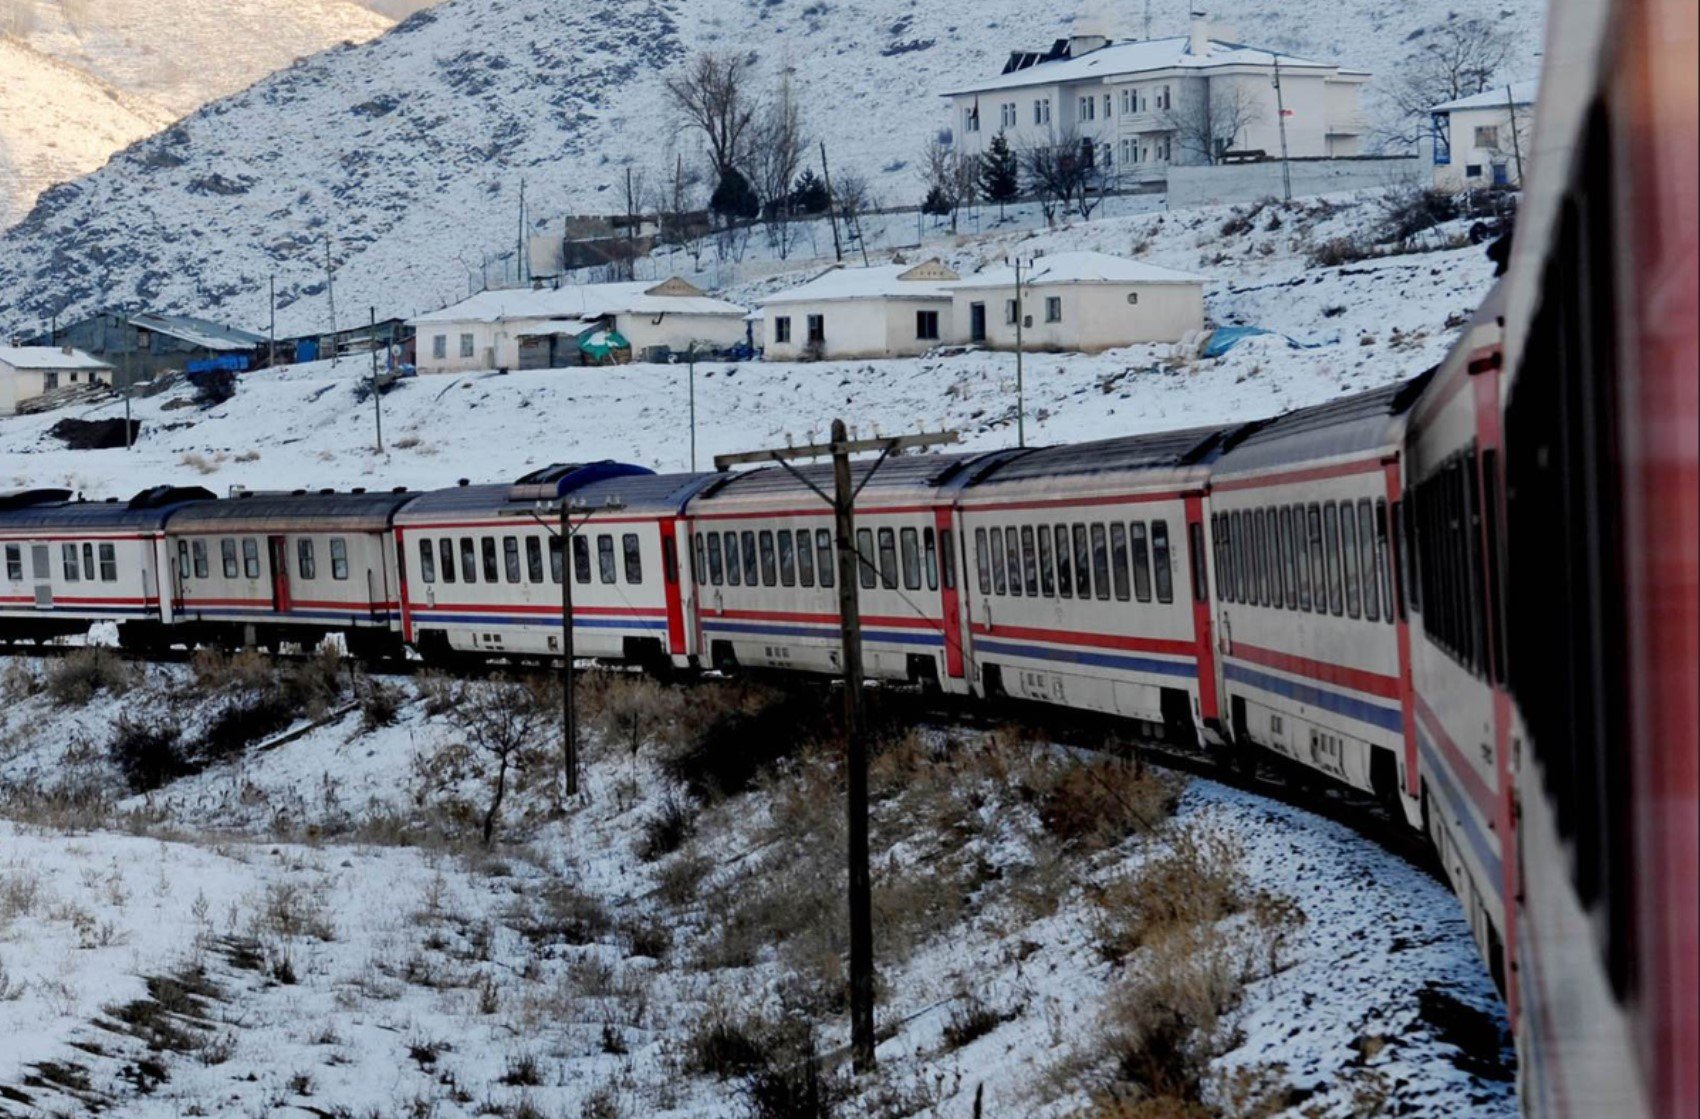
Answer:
942 18 1370 183
0 347 112 416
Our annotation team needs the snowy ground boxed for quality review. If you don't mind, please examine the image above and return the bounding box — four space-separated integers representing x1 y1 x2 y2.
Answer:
0 193 1496 498
0 660 1516 1118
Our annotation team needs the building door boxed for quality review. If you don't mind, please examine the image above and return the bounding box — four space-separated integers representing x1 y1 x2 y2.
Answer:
969 303 987 343
1492 163 1510 187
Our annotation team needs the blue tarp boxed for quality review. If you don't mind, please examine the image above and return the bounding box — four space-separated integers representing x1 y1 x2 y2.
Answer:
1202 326 1327 359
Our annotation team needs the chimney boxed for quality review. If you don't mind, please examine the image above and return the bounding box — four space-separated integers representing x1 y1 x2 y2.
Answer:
1189 12 1211 57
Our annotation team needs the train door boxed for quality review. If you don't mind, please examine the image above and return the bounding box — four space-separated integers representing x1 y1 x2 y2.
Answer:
660 520 688 657
934 508 965 679
1185 496 1220 727
30 544 51 609
267 536 291 613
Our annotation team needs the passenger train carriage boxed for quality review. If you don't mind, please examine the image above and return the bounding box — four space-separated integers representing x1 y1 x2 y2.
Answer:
0 486 215 646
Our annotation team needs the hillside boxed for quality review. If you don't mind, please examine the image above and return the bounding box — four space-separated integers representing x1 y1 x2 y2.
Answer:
0 0 1542 339
0 0 395 228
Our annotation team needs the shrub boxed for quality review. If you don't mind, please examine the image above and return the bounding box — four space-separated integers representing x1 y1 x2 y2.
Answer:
941 995 1009 1052
189 649 273 693
1378 186 1459 244
1305 236 1377 269
662 686 833 800
358 676 404 731
110 716 191 793
201 690 296 761
1094 824 1245 961
636 794 696 862
1036 757 1178 852
1 660 41 703
1099 927 1246 1104
45 648 134 706
684 1008 768 1080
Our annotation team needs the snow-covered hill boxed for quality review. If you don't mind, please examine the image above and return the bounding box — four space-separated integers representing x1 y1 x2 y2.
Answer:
0 0 396 228
0 0 1541 338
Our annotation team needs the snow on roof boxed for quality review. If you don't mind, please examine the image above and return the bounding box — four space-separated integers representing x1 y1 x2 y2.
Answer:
1431 79 1538 113
0 346 112 372
410 280 747 326
942 36 1347 97
128 312 267 351
953 250 1206 288
758 262 962 306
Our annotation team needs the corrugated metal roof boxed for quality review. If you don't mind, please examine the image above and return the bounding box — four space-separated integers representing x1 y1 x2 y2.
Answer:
167 490 417 534
1211 373 1432 476
129 313 266 351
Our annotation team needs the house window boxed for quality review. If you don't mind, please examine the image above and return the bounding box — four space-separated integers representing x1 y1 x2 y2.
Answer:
807 315 825 344
1045 296 1062 323
1079 96 1095 121
774 316 792 344
1157 85 1171 110
916 311 940 341
1004 299 1019 325
964 105 980 133
1465 163 1484 178
1001 102 1017 128
1103 94 1112 118
43 372 59 390
432 335 447 359
1033 98 1051 125
459 333 475 358
1474 125 1500 149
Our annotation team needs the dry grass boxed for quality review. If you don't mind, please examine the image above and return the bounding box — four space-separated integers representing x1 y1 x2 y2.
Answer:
1093 825 1246 961
44 648 136 706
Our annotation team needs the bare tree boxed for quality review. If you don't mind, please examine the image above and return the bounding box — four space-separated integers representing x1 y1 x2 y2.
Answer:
665 52 759 186
608 165 650 281
832 172 875 266
1161 82 1265 165
1020 129 1100 225
660 154 710 269
1383 16 1514 146
751 73 808 259
919 139 982 233
2 0 38 36
454 677 554 844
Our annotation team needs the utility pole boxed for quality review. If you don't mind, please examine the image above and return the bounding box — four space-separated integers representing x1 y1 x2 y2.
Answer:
1012 255 1027 448
369 306 384 453
1504 84 1526 186
123 341 133 450
716 424 961 1074
687 345 698 471
518 177 528 285
268 275 277 369
820 141 844 263
1272 54 1294 202
324 235 338 367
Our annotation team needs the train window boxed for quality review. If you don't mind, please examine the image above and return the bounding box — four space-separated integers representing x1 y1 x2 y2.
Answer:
1001 525 1022 597
742 532 759 584
623 534 643 585
1292 505 1311 611
480 537 499 583
328 538 348 581
759 531 779 587
939 529 955 590
975 529 993 595
988 529 1006 595
572 536 591 584
691 534 705 584
1235 511 1253 604
102 544 125 582
243 538 263 580
663 538 678 585
1341 507 1362 618
1152 521 1173 604
1358 500 1380 622
816 529 835 588
598 535 618 584
527 537 545 584
1382 500 1401 621
1091 524 1112 601
1189 522 1208 603
417 539 435 584
440 539 457 584
2 544 18 583
1279 509 1297 609
778 531 796 587
504 537 522 584
221 539 238 579
1052 524 1072 597
1130 522 1152 602
923 528 939 592
1396 498 1417 614
1107 524 1129 601
548 536 563 584
1323 505 1343 615
62 543 79 582
858 529 878 589
878 529 899 590
1073 525 1092 600
1019 526 1039 596
1209 516 1227 603
722 532 741 586
1264 509 1281 607
461 538 479 584
174 541 189 581
797 530 815 588
299 539 317 581
190 540 207 580
1218 513 1235 603
82 543 95 585
1307 506 1326 614
706 533 725 585
1246 510 1260 604
1036 527 1055 597
900 528 921 591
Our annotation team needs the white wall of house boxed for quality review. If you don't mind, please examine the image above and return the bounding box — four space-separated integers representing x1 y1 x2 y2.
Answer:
763 298 954 361
950 282 1204 353
416 313 745 373
611 311 747 358
1434 102 1532 190
0 361 113 415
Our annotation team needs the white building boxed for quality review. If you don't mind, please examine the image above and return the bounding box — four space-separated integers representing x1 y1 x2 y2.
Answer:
759 261 961 361
0 347 113 415
942 18 1370 184
950 251 1206 353
1430 80 1537 191
409 278 748 374
757 252 1206 360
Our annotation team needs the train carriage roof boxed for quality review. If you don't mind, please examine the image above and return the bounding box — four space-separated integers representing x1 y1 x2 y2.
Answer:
687 449 1006 512
396 462 716 524
0 486 216 533
167 489 419 534
1208 373 1434 479
963 424 1232 490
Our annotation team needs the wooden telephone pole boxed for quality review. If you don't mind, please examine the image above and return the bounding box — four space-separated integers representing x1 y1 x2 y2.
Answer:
717 422 960 1073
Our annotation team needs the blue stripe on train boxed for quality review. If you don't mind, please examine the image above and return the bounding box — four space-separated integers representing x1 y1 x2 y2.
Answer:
974 638 1196 679
1417 730 1504 897
416 613 667 631
1224 662 1404 734
703 620 945 647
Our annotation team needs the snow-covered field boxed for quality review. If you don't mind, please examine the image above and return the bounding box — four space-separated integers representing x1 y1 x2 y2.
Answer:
0 659 1517 1117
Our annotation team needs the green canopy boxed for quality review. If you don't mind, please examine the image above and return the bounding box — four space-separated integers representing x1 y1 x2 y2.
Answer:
578 328 631 364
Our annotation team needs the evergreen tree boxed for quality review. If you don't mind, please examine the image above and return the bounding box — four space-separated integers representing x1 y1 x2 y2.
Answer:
920 184 954 217
710 168 761 222
979 132 1020 218
790 168 831 215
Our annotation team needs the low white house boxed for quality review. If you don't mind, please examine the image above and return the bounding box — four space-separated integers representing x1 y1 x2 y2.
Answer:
759 261 961 361
1430 81 1536 191
409 278 748 374
950 251 1206 352
0 347 113 415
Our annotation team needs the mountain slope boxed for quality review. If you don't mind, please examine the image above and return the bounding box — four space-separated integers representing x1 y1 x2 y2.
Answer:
0 0 1543 338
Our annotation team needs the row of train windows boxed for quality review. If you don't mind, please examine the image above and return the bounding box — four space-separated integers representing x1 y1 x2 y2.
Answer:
1410 449 1502 681
3 543 119 583
974 520 1177 605
689 527 955 593
175 538 351 582
417 533 644 587
1213 500 1394 623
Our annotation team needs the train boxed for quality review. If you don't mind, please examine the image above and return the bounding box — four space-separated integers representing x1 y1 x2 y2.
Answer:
1 0 1693 1110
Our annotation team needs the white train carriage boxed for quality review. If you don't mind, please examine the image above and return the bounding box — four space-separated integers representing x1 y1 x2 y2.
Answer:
1207 379 1425 818
162 489 419 656
396 464 716 669
1402 287 1517 999
0 486 216 647
952 428 1224 739
682 452 990 688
